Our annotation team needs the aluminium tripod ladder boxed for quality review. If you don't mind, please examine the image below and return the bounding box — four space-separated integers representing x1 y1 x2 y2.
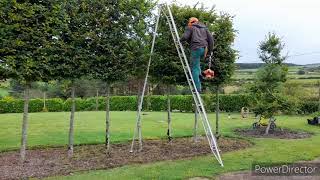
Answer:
130 3 224 167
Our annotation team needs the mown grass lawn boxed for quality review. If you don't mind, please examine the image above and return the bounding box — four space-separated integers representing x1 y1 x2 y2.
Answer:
0 88 8 97
1 111 319 179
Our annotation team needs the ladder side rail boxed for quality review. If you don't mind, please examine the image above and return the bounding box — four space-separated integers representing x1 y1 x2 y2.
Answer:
165 4 224 166
165 4 218 148
161 8 195 93
164 4 211 134
165 5 199 96
130 9 161 152
162 7 217 155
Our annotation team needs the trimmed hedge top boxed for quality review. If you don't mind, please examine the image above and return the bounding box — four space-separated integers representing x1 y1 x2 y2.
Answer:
0 94 317 114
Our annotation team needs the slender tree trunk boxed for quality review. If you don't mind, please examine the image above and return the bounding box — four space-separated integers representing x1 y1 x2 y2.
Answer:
146 84 151 111
105 84 110 151
43 91 46 111
193 103 198 142
215 86 220 137
137 80 143 151
167 85 172 142
96 89 99 111
265 117 273 135
68 85 76 158
20 82 31 162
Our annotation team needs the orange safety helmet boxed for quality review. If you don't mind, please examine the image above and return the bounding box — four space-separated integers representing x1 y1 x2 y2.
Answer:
188 17 199 27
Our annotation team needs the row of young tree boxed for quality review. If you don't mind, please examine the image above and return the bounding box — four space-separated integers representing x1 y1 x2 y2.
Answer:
0 0 237 161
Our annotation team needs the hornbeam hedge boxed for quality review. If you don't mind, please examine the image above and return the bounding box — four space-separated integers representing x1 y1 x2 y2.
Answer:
0 95 317 114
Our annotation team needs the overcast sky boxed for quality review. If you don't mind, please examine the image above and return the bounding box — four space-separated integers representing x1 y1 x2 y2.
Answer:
159 0 320 64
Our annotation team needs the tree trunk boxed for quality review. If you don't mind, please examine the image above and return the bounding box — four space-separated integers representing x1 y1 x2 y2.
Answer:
105 84 110 151
265 117 273 135
215 86 220 137
68 85 76 158
137 81 143 151
20 82 30 162
43 91 46 111
193 104 198 142
167 85 172 142
96 89 99 111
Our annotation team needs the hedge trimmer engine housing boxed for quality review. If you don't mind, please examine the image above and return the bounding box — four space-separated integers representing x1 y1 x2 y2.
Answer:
203 68 214 79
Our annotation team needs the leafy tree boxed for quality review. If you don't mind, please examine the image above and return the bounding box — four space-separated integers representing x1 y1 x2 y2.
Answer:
47 0 92 157
203 13 237 137
151 4 237 139
150 4 187 141
86 0 154 151
0 0 66 161
250 32 295 134
0 59 11 80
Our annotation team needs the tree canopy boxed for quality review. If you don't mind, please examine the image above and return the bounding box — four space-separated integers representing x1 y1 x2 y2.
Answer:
0 0 66 83
150 4 237 88
250 32 296 119
89 0 155 83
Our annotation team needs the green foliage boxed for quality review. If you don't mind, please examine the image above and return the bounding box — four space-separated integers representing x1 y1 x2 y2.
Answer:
0 0 66 82
219 94 253 112
299 101 319 114
45 98 65 112
249 33 296 118
258 32 287 65
207 13 237 86
1 94 316 114
151 4 237 86
121 0 155 80
311 111 320 117
84 0 134 83
47 0 91 81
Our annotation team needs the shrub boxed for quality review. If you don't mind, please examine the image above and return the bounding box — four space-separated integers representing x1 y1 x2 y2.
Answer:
298 101 319 114
46 98 65 112
29 99 44 113
110 96 137 111
0 94 317 114
0 96 23 113
149 96 167 111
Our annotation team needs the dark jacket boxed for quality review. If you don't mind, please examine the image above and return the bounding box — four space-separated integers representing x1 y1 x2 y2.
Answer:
180 22 214 54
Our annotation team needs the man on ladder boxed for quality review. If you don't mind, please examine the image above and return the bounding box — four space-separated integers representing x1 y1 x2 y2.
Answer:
180 17 214 93
130 4 224 166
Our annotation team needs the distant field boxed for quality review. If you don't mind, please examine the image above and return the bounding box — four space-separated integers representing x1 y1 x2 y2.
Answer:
288 79 320 85
233 66 320 80
229 66 320 96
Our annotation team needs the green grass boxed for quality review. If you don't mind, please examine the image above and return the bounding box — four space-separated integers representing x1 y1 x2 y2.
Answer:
0 88 8 97
1 111 320 179
0 111 210 151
